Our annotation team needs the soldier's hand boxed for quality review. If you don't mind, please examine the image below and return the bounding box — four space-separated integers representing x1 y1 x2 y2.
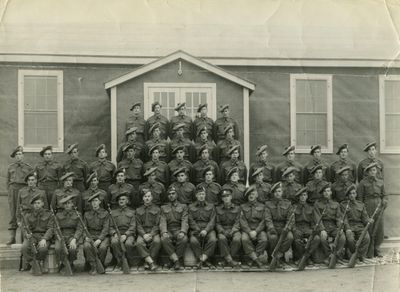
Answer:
162 232 170 239
199 230 207 237
17 222 22 227
143 234 152 242
38 239 47 248
85 237 91 242
94 239 101 247
345 230 353 238
177 232 185 239
249 230 257 239
320 230 328 241
70 238 77 250
368 218 374 224
120 235 127 242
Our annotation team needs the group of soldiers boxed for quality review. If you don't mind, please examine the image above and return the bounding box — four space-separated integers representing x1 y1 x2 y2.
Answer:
6 101 387 275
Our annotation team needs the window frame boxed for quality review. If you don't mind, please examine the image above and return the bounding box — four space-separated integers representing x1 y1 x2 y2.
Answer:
379 75 400 154
290 74 333 154
18 69 64 152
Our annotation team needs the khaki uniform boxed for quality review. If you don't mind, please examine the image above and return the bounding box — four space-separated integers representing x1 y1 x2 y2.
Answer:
303 158 330 183
248 161 275 185
252 181 272 204
118 158 144 188
36 160 62 203
89 159 116 192
282 181 303 203
138 181 166 207
146 114 169 140
331 179 353 203
51 187 82 213
192 159 220 185
329 158 357 183
216 204 242 259
222 182 246 206
126 114 146 143
135 204 161 260
16 187 49 223
306 179 328 204
143 160 170 186
220 159 247 185
170 181 196 205
213 117 240 142
197 181 222 206
63 158 89 192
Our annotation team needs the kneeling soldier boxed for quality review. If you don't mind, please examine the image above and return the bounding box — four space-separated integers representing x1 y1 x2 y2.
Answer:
216 187 241 267
160 186 189 270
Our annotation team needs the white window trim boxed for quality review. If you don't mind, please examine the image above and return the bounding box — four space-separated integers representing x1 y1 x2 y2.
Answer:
18 69 64 152
143 82 217 119
290 74 333 154
379 75 400 154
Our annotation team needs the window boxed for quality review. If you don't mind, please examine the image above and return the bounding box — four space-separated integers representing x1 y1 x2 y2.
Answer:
379 75 400 153
143 83 216 119
18 70 64 152
290 74 333 153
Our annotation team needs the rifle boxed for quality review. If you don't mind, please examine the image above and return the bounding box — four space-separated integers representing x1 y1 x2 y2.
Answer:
367 199 386 258
19 206 42 276
348 201 382 268
73 207 105 274
50 207 73 276
328 201 349 269
107 204 130 274
297 205 327 271
269 206 297 271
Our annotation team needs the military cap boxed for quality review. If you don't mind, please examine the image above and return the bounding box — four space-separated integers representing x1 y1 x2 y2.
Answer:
196 185 206 194
363 141 377 152
60 194 76 205
227 145 240 156
294 187 308 197
197 126 208 137
221 186 233 197
173 167 187 177
167 186 177 194
95 144 106 157
114 168 126 178
256 145 268 156
125 127 138 136
251 167 264 178
65 143 78 154
130 102 141 111
365 162 379 172
174 102 186 111
172 123 185 132
197 103 208 112
336 166 351 175
227 167 239 179
151 101 161 112
87 191 103 202
310 164 323 174
149 122 160 134
345 184 357 196
282 145 295 156
198 144 209 156
60 172 75 182
116 191 130 201
202 165 214 176
319 182 331 194
224 125 234 135
172 145 185 155
122 144 134 152
148 144 161 156
244 185 257 198
336 144 348 155
271 182 282 193
141 188 152 196
86 172 98 184
144 167 157 177
10 146 23 158
310 145 321 155
39 145 52 157
219 104 229 113
24 171 37 182
30 193 44 204
282 166 297 178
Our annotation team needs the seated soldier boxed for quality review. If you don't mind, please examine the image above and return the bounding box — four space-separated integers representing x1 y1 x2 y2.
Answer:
265 182 294 267
222 167 246 206
248 145 275 185
139 167 166 207
197 165 222 206
135 189 161 271
20 194 54 274
160 186 189 270
52 172 82 213
220 145 247 185
303 145 330 183
216 125 241 164
188 186 217 268
240 186 267 268
82 172 107 214
250 167 272 204
170 123 195 163
107 168 134 209
306 165 328 204
168 145 193 184
192 145 220 185
144 144 170 186
281 167 303 203
82 191 110 275
145 122 170 163
193 104 214 142
332 166 353 203
170 167 196 205
118 144 144 189
89 144 116 192
276 146 303 184
194 126 217 161
117 127 145 163
216 187 242 267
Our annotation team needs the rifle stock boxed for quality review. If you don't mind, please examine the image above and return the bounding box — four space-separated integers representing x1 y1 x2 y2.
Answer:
328 201 349 269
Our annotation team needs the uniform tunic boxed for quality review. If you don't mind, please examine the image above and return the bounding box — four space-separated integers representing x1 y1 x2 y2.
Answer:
303 158 330 183
275 160 303 184
63 158 89 192
222 182 246 206
331 179 353 203
146 113 169 140
144 160 170 186
138 181 166 207
329 158 357 183
213 116 240 142
216 203 242 258
170 137 195 163
192 159 220 185
220 159 247 185
216 138 241 164
170 115 192 140
145 138 170 163
135 204 161 259
197 181 222 206
118 158 144 186
168 159 193 184
306 179 328 204
52 187 82 213
170 181 196 205
107 183 134 209
194 139 217 161
282 181 303 203
16 187 48 222
117 140 145 163
252 181 272 204
35 160 62 203
82 187 107 213
358 158 384 182
125 114 146 143
89 159 116 191
248 160 275 185
193 116 214 141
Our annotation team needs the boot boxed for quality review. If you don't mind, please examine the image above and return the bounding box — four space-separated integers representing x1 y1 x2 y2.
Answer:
41 259 49 274
6 230 16 245
172 260 181 271
89 263 97 275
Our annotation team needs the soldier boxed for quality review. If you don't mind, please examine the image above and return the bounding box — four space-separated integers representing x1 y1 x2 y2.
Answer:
220 145 247 185
248 145 275 185
36 145 62 204
275 146 303 183
54 195 83 272
216 125 241 164
265 182 294 267
109 191 136 271
357 162 386 257
63 143 89 192
215 187 242 267
139 167 166 207
332 166 353 203
358 141 384 182
170 167 196 205
197 165 222 206
306 165 328 204
144 144 170 186
52 172 82 213
145 122 170 163
170 123 195 163
107 168 134 209
7 146 33 244
82 172 107 213
314 183 346 263
329 144 357 183
125 102 146 144
118 144 144 189
160 186 189 270
169 102 192 140
82 191 110 274
194 126 217 162
89 144 116 192
281 167 303 203
222 167 246 206
135 189 161 271
303 145 330 183
145 101 169 140
20 194 54 273
291 187 321 264
193 103 214 142
213 104 240 142
341 185 371 262
117 127 145 163
168 145 193 184
188 186 217 268
240 186 267 268
250 167 272 204
192 145 220 185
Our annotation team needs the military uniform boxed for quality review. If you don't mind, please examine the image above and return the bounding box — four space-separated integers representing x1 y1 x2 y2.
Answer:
170 115 192 140
220 159 247 185
144 160 170 186
170 137 195 163
16 187 48 223
282 180 303 203
252 181 272 204
193 116 214 140
222 182 246 206
117 140 145 163
248 161 275 185
197 181 222 206
216 138 241 164
82 187 107 213
145 138 170 163
107 183 134 209
358 158 384 182
329 158 357 183
89 159 116 192
170 181 196 205
36 160 62 203
118 157 144 188
303 158 330 183
194 139 217 162
168 158 193 184
63 158 89 192
146 113 169 140
192 158 220 185
51 187 82 213
306 179 328 204
332 179 353 203
213 116 240 142
126 114 146 144
138 181 166 207
275 160 303 184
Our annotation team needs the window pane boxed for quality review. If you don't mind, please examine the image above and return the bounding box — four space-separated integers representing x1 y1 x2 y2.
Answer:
296 114 327 147
185 92 192 107
385 114 400 146
200 92 207 103
193 92 199 106
296 79 327 113
24 112 58 147
168 92 175 107
385 80 400 114
154 92 160 102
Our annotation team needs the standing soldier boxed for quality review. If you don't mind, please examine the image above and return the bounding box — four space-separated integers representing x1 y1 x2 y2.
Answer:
332 166 353 203
139 167 166 207
63 143 89 192
135 189 161 271
52 172 82 213
213 104 240 143
188 186 217 268
281 167 303 203
248 145 275 185
240 186 267 268
7 146 33 244
107 169 134 209
357 162 386 257
82 172 107 213
168 145 193 184
36 145 62 204
160 186 189 270
276 146 303 183
358 142 384 182
222 167 246 206
303 145 330 183
220 145 247 185
145 101 169 140
145 122 170 163
170 103 192 140
170 123 195 163
192 145 220 185
215 187 242 267
125 102 146 144
197 166 222 206
89 144 116 192
193 104 214 142
250 168 272 204
117 127 145 163
330 144 357 183
216 125 241 164
118 144 144 190
306 165 328 204
170 167 196 205
144 145 170 186
194 127 217 162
